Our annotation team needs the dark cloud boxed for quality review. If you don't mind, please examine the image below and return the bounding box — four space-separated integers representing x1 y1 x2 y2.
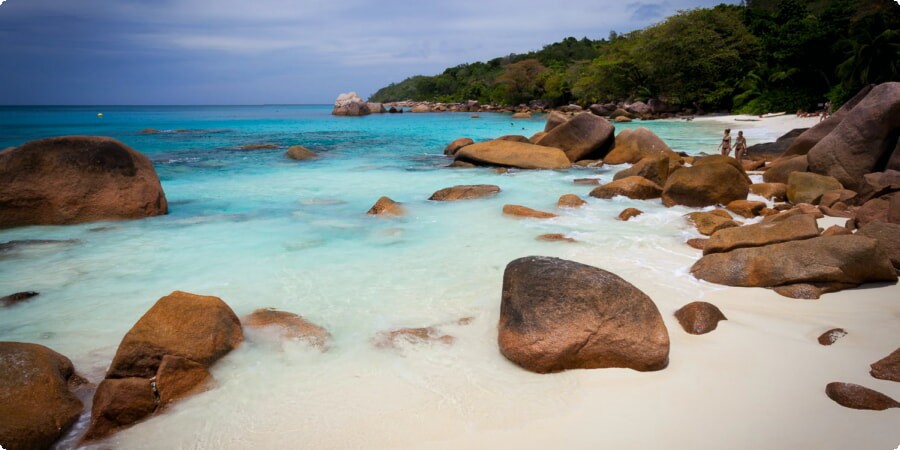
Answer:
0 0 734 104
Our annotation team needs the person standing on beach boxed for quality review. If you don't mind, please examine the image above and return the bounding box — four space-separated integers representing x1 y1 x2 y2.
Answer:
820 101 832 122
718 128 732 156
734 130 748 161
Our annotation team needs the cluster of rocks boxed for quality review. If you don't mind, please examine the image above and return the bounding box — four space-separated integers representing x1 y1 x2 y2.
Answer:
334 91 696 119
0 288 476 447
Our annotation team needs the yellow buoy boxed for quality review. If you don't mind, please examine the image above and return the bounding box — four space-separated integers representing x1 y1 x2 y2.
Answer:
97 113 103 118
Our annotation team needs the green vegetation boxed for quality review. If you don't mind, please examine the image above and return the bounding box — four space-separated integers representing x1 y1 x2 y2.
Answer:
369 0 899 113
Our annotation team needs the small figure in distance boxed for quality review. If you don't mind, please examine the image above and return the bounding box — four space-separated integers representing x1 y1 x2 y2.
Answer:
734 130 748 162
718 128 732 157
820 100 832 122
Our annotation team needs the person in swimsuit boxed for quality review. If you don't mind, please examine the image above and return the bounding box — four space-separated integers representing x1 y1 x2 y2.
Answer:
719 128 732 156
734 130 748 161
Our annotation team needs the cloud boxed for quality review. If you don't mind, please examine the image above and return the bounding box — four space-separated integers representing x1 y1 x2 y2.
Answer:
0 0 735 104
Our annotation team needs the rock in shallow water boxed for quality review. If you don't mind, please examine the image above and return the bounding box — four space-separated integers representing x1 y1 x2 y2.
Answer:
498 256 669 373
367 196 405 216
662 162 750 208
242 308 331 349
0 343 85 450
558 194 586 208
429 184 500 201
0 291 39 307
590 176 663 200
502 204 557 219
0 136 168 228
454 140 570 170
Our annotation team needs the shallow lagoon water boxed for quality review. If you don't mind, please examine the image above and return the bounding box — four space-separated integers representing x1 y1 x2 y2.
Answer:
2 107 896 449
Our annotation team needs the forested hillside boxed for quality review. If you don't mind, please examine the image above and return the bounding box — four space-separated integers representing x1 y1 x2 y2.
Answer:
369 0 899 113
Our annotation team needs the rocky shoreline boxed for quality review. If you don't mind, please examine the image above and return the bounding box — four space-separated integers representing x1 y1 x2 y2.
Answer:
1 82 899 448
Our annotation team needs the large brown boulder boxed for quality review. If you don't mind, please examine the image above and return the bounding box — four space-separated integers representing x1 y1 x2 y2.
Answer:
0 136 168 228
590 176 663 200
603 127 673 165
613 154 670 186
693 155 751 182
429 184 500 201
870 347 900 382
107 291 243 379
674 302 727 335
703 213 820 255
825 382 899 410
455 140 570 169
662 163 750 207
0 343 84 450
763 155 808 184
535 113 615 162
807 82 900 190
781 84 874 157
498 256 669 373
443 138 474 156
857 222 900 270
544 111 569 132
691 235 897 296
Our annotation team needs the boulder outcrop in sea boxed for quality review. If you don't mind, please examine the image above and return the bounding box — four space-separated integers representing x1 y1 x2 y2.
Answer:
332 92 371 116
0 136 168 228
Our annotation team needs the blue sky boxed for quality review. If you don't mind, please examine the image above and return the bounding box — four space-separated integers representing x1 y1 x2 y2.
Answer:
0 0 732 105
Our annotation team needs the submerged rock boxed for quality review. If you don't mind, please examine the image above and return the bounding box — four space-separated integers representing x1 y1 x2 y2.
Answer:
536 233 576 243
825 382 899 410
242 308 332 349
502 204 557 219
674 302 727 335
0 343 84 450
498 256 669 373
557 194 586 208
0 291 39 307
0 136 168 228
374 327 454 348
286 145 318 160
618 208 643 221
429 184 500 201
367 196 405 216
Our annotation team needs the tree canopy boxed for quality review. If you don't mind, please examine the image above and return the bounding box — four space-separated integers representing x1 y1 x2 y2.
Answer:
369 0 899 113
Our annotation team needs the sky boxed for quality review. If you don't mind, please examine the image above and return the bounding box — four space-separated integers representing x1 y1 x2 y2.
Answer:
0 0 733 105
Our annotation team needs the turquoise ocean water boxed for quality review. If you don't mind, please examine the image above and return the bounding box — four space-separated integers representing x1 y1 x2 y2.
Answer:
0 106 776 448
